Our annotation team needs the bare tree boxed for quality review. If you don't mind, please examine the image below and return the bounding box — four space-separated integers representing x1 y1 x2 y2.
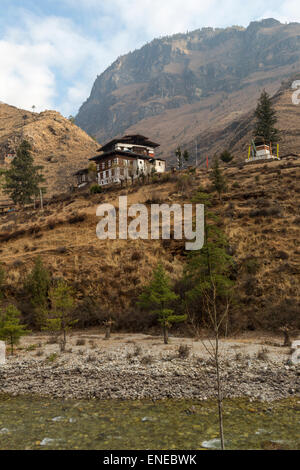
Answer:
103 318 114 340
201 283 230 450
279 325 292 347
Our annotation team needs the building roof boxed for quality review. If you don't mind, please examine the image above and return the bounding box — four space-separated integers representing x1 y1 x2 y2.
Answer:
74 168 89 176
98 134 160 153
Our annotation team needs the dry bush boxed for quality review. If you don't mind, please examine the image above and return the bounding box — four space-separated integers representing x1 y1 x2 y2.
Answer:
133 345 142 356
178 344 191 359
244 257 261 274
131 251 142 262
257 348 269 361
140 355 154 365
145 191 164 204
249 207 282 218
68 214 86 224
176 174 193 193
275 251 289 260
56 246 68 254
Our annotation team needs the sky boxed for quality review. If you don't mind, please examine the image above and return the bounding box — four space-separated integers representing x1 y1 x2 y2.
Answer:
0 0 299 117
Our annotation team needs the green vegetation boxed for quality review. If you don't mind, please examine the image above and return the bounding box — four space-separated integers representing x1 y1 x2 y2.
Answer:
183 150 189 163
0 264 5 299
184 189 234 330
220 149 233 163
3 140 45 206
90 184 102 194
44 281 76 351
0 305 30 355
210 158 227 201
253 90 280 143
138 264 186 344
23 257 51 329
176 147 190 170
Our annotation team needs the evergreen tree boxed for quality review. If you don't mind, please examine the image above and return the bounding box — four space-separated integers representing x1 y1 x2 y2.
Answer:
24 257 51 329
0 305 30 355
253 90 280 143
183 150 190 163
184 189 235 450
0 264 5 299
138 264 185 344
184 190 234 328
44 281 76 351
220 149 233 163
210 158 227 201
3 140 45 206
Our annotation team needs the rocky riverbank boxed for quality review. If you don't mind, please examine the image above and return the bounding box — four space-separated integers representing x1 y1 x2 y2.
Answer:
0 333 299 401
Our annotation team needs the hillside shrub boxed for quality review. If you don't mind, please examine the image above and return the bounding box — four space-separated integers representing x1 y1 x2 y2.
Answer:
90 184 102 194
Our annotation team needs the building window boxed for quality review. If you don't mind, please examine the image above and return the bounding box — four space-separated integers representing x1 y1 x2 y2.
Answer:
113 158 118 164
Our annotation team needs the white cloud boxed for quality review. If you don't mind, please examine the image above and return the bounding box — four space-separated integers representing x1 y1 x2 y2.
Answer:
1 1 300 116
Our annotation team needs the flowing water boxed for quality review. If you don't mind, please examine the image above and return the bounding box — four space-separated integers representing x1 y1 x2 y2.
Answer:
0 396 299 450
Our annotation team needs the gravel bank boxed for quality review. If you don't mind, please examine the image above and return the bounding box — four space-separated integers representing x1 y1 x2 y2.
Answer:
0 344 299 401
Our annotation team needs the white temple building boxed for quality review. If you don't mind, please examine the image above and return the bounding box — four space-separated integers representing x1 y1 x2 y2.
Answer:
245 137 280 163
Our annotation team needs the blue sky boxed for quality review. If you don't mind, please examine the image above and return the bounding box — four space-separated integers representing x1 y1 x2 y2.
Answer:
0 0 299 116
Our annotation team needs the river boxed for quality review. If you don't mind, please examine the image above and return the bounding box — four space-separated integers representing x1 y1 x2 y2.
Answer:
0 396 299 450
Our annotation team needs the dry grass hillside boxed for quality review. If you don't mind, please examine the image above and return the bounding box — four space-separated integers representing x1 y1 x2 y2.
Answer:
0 158 299 332
0 103 98 198
188 75 300 162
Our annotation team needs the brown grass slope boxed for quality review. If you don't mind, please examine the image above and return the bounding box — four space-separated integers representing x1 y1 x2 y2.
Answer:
183 74 300 162
0 103 98 198
0 159 299 332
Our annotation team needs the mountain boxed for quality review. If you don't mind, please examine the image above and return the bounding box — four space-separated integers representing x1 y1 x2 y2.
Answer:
75 18 300 162
183 73 300 161
0 103 98 197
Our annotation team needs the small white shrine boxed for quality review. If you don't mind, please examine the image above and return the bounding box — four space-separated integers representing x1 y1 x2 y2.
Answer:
245 137 280 163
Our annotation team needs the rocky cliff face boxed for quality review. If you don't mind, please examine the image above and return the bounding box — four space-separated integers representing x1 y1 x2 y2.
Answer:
75 18 300 160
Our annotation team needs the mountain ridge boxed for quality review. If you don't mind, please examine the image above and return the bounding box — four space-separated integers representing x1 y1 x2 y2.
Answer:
75 18 300 161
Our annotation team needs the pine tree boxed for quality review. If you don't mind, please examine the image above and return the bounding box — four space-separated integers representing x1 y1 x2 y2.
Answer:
3 140 45 206
220 149 233 163
253 90 280 143
210 158 227 201
138 264 185 344
184 190 235 450
44 281 76 351
185 189 234 327
0 305 30 355
0 264 5 299
183 150 190 163
24 257 51 329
